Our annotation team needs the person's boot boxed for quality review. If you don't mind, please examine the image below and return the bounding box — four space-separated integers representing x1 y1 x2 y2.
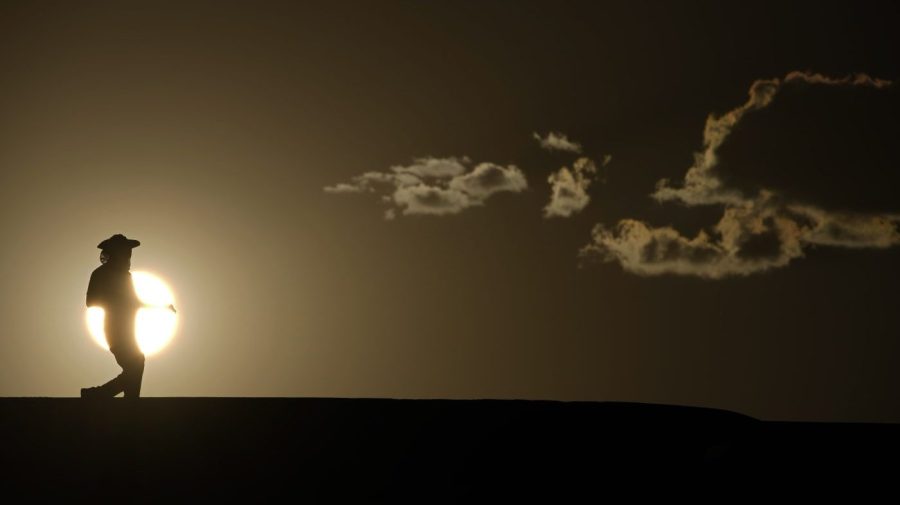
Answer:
80 386 110 399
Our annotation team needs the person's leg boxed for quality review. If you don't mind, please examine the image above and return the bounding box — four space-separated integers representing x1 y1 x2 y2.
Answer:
121 351 145 398
82 347 144 398
82 349 129 398
94 372 126 397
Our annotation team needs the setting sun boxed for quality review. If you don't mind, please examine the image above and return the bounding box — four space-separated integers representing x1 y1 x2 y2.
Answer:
86 271 178 356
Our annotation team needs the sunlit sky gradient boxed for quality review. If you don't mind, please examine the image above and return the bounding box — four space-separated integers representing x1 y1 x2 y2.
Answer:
1 1 899 422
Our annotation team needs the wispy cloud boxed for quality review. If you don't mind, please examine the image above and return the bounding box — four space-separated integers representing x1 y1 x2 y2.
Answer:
582 72 899 278
533 131 583 153
544 156 610 218
325 156 527 218
582 192 900 279
652 72 891 206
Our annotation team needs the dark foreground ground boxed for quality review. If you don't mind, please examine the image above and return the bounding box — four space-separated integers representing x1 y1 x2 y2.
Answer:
1 398 898 499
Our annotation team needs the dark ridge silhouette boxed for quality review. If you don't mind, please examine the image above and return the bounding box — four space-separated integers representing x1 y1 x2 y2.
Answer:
1 398 897 499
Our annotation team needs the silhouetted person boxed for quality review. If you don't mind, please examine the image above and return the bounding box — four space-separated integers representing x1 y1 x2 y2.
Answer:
80 234 174 399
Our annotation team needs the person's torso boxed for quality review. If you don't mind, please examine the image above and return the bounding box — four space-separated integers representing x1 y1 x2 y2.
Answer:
90 266 140 335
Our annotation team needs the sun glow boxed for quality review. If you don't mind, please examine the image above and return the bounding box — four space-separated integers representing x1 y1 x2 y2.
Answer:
86 271 178 356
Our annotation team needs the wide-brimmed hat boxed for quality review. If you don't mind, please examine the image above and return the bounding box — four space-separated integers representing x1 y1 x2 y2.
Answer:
97 234 141 251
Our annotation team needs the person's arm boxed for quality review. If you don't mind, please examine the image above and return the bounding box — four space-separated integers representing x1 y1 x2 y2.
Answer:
127 273 176 313
139 301 176 313
86 270 102 308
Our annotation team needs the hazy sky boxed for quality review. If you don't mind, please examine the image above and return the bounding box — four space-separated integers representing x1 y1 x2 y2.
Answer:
2 0 899 422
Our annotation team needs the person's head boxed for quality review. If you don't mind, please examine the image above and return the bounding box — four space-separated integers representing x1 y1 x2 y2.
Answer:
97 234 140 270
100 247 133 269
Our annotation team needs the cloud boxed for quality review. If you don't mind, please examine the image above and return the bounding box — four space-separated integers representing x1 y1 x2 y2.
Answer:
533 131 583 153
582 193 900 279
784 71 892 89
391 185 473 216
652 72 891 206
323 183 365 194
391 156 469 179
581 193 795 278
448 162 528 200
323 170 396 194
544 156 609 218
325 157 528 218
792 205 900 249
582 72 899 278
